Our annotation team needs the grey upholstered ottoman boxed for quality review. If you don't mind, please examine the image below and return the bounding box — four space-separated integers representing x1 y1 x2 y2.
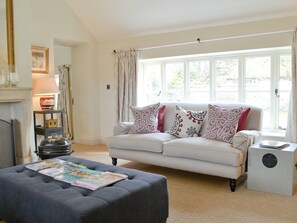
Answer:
0 156 168 223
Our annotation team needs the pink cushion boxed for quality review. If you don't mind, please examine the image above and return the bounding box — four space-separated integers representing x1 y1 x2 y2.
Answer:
237 107 251 132
203 104 243 143
157 105 166 132
129 102 160 134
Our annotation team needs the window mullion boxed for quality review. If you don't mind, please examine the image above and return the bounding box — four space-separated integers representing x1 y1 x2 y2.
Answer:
210 58 215 101
184 60 188 101
272 53 280 130
239 56 245 102
162 61 166 101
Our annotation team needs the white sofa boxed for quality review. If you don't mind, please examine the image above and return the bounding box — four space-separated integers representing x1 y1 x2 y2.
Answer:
107 102 263 191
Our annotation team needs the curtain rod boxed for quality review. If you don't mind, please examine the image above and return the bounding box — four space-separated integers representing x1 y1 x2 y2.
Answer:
138 29 295 51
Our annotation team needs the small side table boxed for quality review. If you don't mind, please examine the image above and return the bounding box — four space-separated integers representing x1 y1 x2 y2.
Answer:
247 142 297 196
33 110 64 152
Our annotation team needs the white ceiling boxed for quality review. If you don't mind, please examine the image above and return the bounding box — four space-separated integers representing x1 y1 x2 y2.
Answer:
65 0 297 42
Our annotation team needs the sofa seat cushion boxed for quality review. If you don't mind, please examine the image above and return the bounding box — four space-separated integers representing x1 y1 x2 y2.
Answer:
107 133 176 153
162 137 244 166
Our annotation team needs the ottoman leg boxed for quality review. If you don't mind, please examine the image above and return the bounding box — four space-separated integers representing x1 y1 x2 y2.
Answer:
112 157 117 166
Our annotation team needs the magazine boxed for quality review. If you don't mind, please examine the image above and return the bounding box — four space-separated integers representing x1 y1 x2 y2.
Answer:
54 168 103 183
25 159 66 171
72 172 128 190
26 158 128 190
259 140 290 149
38 162 89 177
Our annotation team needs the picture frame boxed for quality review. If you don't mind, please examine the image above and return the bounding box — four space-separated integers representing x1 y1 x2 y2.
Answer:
31 46 49 74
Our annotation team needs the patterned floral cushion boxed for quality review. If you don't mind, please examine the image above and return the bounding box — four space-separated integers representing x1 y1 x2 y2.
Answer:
167 106 207 137
203 104 243 143
129 102 160 134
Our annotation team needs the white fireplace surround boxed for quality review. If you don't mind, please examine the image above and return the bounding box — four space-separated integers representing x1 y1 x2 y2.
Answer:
0 88 34 164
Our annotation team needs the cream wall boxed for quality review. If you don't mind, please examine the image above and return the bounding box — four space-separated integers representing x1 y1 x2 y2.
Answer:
98 16 297 143
12 0 297 147
13 0 100 153
54 45 72 67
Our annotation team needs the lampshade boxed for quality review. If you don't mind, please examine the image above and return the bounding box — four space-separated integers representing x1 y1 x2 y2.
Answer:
34 77 59 95
34 77 59 110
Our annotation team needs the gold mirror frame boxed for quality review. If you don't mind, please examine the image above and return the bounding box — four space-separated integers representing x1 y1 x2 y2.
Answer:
6 0 15 72
0 0 15 73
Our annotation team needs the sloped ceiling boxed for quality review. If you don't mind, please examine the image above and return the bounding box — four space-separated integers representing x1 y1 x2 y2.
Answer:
65 0 297 41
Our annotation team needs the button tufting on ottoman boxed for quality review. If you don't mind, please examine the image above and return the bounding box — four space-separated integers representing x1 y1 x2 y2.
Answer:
0 156 168 223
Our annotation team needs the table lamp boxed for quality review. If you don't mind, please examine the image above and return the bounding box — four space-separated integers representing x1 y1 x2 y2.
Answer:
34 77 60 110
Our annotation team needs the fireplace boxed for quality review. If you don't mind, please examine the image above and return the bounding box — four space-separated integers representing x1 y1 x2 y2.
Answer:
0 87 34 164
0 119 16 167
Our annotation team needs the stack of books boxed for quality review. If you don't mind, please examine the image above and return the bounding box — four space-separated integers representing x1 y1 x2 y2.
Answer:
259 140 290 150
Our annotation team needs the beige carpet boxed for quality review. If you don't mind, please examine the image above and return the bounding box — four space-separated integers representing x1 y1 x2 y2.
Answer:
71 144 297 223
1 144 296 223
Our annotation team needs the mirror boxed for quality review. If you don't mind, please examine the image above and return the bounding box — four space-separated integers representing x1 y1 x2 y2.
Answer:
0 0 15 85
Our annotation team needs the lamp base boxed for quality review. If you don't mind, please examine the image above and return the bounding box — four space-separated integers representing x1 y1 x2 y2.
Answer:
40 96 55 110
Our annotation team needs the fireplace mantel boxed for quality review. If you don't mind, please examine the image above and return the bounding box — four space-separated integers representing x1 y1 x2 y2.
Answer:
0 87 32 101
0 87 34 164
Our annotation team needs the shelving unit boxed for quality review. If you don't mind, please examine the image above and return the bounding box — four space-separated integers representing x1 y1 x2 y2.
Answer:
33 110 64 152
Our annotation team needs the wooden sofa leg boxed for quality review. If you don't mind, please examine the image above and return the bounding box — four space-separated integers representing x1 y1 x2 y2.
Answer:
112 157 117 166
229 179 237 192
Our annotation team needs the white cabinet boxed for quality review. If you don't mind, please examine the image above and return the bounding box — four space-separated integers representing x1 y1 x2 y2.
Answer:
247 142 297 196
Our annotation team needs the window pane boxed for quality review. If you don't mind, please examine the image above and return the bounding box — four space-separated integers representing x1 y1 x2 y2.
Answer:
143 63 161 104
279 55 291 91
189 60 210 91
246 92 270 129
215 58 238 92
165 62 184 101
278 55 292 129
279 92 290 130
245 56 271 91
165 91 184 102
216 92 238 102
245 56 271 129
188 92 209 102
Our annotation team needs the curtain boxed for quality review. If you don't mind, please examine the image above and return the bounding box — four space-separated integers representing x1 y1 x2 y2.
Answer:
57 65 74 140
285 29 297 142
114 49 138 122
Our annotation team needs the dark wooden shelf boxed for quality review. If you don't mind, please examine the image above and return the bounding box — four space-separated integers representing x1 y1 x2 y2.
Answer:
33 110 64 152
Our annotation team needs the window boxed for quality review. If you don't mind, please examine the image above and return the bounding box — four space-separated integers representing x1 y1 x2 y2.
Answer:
138 47 292 131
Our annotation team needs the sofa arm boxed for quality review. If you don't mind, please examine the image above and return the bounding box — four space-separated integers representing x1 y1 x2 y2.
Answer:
113 122 134 135
232 130 262 151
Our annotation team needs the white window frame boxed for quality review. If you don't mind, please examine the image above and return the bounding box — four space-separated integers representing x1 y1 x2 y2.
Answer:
138 47 291 132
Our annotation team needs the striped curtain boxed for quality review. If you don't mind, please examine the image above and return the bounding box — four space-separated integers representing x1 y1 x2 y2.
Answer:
57 64 74 140
113 49 138 122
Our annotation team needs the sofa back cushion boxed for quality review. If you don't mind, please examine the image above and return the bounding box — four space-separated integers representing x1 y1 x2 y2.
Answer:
160 102 263 134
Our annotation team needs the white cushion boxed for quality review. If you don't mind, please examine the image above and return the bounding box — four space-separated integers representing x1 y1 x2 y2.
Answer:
107 133 176 153
167 106 207 138
163 137 244 166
